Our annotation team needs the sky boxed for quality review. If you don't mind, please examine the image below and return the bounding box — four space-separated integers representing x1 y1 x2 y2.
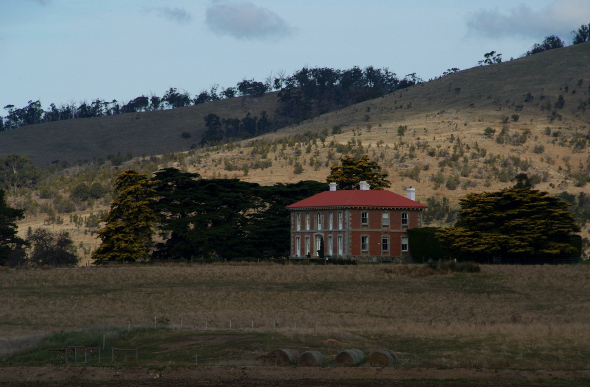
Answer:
1 0 589 111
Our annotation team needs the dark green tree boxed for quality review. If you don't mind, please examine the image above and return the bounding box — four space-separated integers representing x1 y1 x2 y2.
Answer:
436 187 580 263
478 51 502 65
27 228 78 267
327 154 390 190
0 189 27 266
526 35 565 55
572 23 590 44
92 170 158 262
0 154 40 197
200 113 224 145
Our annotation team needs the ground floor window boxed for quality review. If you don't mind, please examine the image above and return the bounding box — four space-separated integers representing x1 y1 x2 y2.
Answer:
337 235 343 256
361 236 369 252
401 236 408 252
328 235 333 255
295 236 301 256
305 236 311 256
315 235 322 256
382 236 389 252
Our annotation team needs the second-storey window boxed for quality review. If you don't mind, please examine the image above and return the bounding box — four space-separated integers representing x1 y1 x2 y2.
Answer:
306 212 310 230
296 213 301 231
361 211 369 225
338 211 343 229
401 212 408 226
382 212 389 227
317 212 322 230
329 212 333 230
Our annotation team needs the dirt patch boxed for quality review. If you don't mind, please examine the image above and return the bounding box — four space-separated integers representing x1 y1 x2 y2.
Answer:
1 366 590 386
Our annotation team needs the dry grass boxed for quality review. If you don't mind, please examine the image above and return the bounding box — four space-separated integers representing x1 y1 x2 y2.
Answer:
1 264 590 368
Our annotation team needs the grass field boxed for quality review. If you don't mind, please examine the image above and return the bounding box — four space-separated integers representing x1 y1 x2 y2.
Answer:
1 263 590 370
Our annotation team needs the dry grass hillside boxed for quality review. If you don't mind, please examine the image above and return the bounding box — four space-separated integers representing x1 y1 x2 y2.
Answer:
9 42 590 264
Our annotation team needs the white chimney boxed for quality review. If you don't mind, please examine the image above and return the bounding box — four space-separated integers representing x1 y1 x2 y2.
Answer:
406 187 416 201
359 181 370 191
329 182 337 191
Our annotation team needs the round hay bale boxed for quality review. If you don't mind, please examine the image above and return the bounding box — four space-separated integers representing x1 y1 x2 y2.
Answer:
368 349 399 366
267 349 299 366
335 348 366 366
298 350 326 367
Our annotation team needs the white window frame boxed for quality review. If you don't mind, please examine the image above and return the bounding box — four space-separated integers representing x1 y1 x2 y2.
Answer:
306 212 310 231
315 235 322 256
329 212 333 230
361 235 369 252
382 212 389 227
382 236 389 252
296 213 301 231
338 211 343 229
361 211 369 225
317 212 322 230
305 236 311 256
401 212 409 226
401 236 408 252
328 235 333 256
295 236 301 256
337 235 343 256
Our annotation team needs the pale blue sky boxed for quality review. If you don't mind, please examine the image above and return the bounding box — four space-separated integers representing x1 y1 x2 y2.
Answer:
1 0 588 111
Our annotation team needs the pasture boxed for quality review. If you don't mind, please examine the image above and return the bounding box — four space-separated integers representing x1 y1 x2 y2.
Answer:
1 263 590 370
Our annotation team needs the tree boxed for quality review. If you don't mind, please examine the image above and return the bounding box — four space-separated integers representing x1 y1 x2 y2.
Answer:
0 189 27 266
200 113 224 145
572 23 590 44
436 187 581 263
478 51 502 65
92 170 158 262
27 228 78 267
0 154 40 197
151 168 264 260
327 154 390 190
526 35 565 55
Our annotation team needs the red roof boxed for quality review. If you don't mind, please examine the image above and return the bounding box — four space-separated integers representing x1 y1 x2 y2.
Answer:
287 190 427 209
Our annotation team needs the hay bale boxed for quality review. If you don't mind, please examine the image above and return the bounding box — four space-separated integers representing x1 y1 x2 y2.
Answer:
267 349 299 366
368 349 399 366
335 348 366 366
298 350 326 367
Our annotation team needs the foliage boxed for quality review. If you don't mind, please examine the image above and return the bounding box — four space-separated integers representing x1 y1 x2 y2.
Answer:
151 168 327 260
526 35 565 55
572 23 590 44
326 154 390 190
407 227 452 260
422 196 458 225
478 51 502 65
436 187 581 263
0 189 28 266
0 154 40 195
26 228 78 267
92 170 158 262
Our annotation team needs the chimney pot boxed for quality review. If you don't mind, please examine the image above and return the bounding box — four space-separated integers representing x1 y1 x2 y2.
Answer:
359 181 370 191
329 182 337 191
406 187 416 201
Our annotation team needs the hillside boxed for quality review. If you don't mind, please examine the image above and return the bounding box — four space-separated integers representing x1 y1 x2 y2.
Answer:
7 42 590 264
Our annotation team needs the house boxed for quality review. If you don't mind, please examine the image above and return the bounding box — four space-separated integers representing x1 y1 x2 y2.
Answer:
286 181 427 262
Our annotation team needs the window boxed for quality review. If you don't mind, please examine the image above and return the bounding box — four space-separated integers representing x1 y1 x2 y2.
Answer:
361 211 369 225
305 236 311 256
306 212 310 230
382 236 389 251
337 235 343 256
382 212 389 227
316 236 322 256
401 212 408 226
295 236 301 256
317 212 322 230
329 212 333 230
296 213 301 231
338 211 343 229
361 236 369 252
328 235 333 255
401 236 408 252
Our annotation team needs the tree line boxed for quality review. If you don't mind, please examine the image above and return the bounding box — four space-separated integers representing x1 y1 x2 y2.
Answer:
0 66 419 133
